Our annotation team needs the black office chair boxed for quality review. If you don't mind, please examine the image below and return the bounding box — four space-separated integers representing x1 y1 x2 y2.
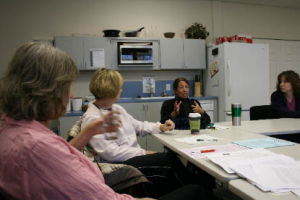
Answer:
249 105 276 120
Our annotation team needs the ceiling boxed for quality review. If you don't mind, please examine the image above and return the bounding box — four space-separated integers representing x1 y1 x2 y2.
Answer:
212 0 300 9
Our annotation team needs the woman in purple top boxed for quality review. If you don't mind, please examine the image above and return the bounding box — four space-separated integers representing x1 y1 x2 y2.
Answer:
271 70 300 118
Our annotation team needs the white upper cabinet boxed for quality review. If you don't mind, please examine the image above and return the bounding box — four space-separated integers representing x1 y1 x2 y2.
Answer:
184 39 206 69
160 39 184 69
55 36 112 70
160 38 206 69
55 36 83 69
83 37 112 70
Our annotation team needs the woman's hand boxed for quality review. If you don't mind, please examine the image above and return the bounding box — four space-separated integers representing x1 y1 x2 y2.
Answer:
146 150 156 155
171 100 182 118
160 119 175 132
69 111 121 150
84 110 121 137
192 100 205 115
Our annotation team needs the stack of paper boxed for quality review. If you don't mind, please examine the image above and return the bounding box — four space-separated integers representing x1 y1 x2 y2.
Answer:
207 148 300 196
206 148 276 173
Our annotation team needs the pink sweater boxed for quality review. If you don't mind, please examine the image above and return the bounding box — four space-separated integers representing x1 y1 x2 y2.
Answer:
0 115 134 200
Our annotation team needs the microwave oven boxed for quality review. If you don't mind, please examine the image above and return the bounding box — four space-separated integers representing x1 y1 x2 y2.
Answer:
118 42 153 66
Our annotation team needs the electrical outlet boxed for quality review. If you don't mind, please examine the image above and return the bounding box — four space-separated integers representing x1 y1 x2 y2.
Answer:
166 84 171 91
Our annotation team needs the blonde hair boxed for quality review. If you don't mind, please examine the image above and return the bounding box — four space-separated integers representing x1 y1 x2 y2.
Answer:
0 42 79 121
89 68 123 100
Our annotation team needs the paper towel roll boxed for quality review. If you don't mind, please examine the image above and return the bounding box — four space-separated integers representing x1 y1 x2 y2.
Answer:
194 82 202 97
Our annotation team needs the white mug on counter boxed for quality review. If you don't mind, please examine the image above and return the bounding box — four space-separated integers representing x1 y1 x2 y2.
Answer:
71 97 83 112
66 99 71 112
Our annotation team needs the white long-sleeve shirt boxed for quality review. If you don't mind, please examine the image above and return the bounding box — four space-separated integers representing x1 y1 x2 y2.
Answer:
81 102 161 162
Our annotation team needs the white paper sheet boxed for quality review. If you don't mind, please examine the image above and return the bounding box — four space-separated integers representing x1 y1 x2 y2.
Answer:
90 48 105 67
206 148 275 173
179 143 248 159
213 124 231 130
228 155 300 193
175 134 220 144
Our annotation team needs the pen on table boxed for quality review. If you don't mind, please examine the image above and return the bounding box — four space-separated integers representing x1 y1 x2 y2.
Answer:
201 149 215 153
197 139 218 142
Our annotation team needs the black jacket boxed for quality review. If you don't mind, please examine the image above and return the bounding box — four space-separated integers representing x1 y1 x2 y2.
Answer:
160 97 211 129
271 90 300 118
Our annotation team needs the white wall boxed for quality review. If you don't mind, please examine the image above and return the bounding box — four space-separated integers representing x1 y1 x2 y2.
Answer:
1 0 300 97
254 39 300 95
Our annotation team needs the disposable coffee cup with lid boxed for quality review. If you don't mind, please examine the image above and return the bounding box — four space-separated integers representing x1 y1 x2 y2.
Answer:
188 113 201 134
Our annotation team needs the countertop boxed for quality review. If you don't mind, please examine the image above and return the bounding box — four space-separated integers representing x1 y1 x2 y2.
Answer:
64 96 218 117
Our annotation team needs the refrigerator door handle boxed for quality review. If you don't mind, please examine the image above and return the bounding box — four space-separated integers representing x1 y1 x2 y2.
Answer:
227 59 232 96
226 111 232 116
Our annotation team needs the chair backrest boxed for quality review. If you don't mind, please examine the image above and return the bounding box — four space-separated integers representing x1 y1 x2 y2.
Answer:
249 105 275 120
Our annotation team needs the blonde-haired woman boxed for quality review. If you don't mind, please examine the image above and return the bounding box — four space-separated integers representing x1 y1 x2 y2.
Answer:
79 68 209 198
82 68 175 162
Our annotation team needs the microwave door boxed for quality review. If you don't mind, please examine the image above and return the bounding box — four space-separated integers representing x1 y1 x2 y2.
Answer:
119 44 153 65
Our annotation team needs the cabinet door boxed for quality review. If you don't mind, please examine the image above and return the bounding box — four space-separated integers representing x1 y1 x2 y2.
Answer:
117 102 147 149
147 135 164 152
59 116 81 139
145 102 164 152
55 36 84 69
199 100 216 122
184 39 206 69
117 102 146 121
160 39 184 69
83 37 112 70
144 101 163 122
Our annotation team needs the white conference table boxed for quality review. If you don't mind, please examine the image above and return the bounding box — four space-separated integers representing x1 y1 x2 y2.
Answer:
217 118 300 136
228 179 300 200
152 118 300 199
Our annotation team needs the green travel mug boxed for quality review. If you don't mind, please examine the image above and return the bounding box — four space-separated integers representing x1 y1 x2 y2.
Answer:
189 113 201 134
232 103 241 126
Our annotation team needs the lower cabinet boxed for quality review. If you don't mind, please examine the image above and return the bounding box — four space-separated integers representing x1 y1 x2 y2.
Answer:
59 116 81 139
199 100 216 123
117 101 162 122
117 101 165 152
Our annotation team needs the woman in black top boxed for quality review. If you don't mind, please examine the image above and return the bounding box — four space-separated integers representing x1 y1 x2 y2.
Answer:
160 77 211 129
271 70 300 118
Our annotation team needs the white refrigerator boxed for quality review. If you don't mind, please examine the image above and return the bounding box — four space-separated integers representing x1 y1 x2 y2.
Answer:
204 43 270 122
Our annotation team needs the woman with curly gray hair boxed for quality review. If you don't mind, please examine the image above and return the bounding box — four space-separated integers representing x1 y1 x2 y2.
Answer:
0 42 142 200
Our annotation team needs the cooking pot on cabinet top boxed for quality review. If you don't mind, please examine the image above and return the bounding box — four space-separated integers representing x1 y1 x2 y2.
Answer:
103 29 120 37
124 27 144 37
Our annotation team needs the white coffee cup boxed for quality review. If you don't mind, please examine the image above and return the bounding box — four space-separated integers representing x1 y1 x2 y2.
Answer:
66 99 71 112
71 98 83 112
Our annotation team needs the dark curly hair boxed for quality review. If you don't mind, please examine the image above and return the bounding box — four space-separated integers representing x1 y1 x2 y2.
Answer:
276 70 300 95
173 77 189 91
0 42 79 121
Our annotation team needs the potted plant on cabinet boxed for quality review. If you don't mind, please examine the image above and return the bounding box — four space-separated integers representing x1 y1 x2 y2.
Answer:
185 23 209 39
